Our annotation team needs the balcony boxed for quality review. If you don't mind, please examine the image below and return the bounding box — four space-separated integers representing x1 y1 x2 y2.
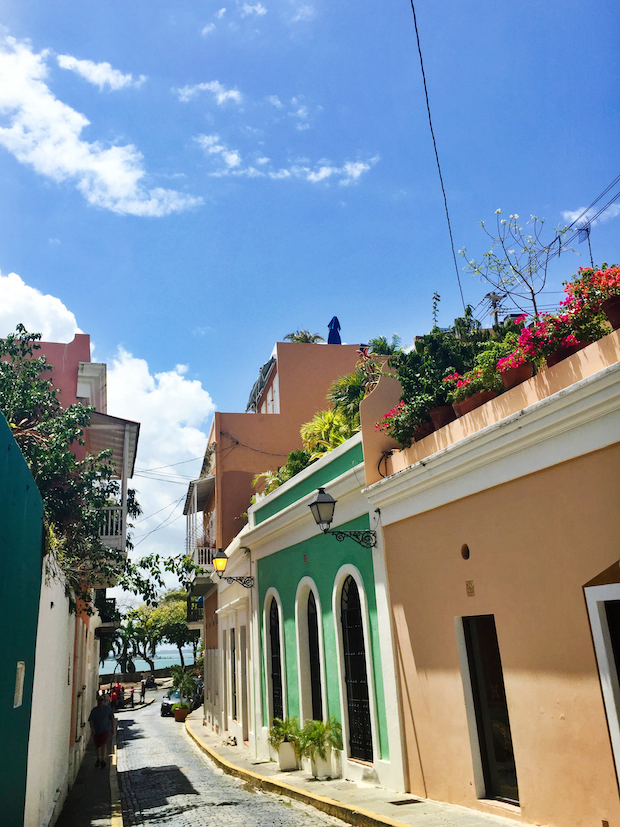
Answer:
94 593 120 638
187 595 204 630
100 506 124 549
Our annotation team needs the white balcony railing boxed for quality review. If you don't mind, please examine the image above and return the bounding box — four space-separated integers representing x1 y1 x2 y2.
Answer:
100 506 123 538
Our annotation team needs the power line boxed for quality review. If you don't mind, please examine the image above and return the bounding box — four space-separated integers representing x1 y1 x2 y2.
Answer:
409 0 466 312
220 431 288 458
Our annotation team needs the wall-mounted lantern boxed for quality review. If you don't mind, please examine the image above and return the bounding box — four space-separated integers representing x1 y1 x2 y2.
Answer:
212 548 254 588
308 488 377 548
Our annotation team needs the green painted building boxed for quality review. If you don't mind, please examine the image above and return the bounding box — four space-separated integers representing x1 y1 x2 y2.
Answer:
0 414 44 826
221 433 405 790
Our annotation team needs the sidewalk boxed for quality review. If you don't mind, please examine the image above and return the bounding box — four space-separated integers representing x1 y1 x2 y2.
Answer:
55 700 153 827
185 715 521 827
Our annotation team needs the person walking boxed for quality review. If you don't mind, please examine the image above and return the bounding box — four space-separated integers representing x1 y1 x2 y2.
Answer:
140 680 146 703
88 694 115 769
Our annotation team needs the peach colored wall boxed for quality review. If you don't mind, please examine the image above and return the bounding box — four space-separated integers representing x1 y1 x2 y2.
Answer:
385 445 620 826
359 366 402 486
211 343 361 549
38 334 91 408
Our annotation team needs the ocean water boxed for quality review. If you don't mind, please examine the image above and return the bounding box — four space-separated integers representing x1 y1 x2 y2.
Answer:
99 644 197 675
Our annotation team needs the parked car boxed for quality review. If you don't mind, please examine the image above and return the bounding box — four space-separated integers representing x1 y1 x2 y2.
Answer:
160 688 181 717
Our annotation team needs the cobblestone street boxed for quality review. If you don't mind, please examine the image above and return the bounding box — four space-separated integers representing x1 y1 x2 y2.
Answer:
115 693 346 827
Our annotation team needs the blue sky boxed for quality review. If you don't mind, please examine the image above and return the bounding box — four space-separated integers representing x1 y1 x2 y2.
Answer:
0 1 618 592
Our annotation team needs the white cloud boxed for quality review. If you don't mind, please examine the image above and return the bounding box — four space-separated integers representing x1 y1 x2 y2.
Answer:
292 5 315 22
266 95 283 109
196 131 378 184
562 204 620 227
0 36 201 216
241 3 267 16
57 54 146 91
175 80 242 105
201 23 216 35
216 8 227 18
0 271 81 341
107 348 214 582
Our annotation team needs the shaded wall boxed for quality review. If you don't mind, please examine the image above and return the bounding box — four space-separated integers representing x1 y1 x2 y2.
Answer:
0 415 43 826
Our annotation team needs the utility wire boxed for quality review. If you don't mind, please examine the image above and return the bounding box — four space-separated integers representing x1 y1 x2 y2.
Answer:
220 430 288 457
409 0 466 312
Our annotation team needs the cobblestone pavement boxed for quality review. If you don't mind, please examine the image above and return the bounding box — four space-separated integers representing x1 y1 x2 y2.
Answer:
115 692 346 827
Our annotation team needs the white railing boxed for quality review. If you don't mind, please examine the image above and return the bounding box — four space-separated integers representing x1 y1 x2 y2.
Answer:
194 546 216 568
100 506 123 538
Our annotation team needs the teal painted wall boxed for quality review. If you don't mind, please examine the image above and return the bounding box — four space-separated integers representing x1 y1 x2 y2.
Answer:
0 415 44 826
253 440 363 524
257 514 389 761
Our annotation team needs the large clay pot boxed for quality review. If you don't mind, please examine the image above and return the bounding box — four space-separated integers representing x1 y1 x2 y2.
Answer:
173 707 189 722
546 341 590 368
429 405 456 429
501 362 534 390
452 390 498 418
602 296 620 330
412 421 435 442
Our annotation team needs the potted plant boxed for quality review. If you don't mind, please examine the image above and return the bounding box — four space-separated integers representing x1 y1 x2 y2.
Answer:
564 264 620 329
299 717 343 780
170 664 196 723
268 717 301 771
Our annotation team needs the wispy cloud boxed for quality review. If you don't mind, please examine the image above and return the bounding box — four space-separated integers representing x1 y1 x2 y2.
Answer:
57 54 146 91
195 134 241 168
562 204 620 227
201 23 216 35
195 133 379 185
241 3 267 16
216 7 227 18
266 94 283 109
175 80 242 104
0 36 201 216
292 4 315 22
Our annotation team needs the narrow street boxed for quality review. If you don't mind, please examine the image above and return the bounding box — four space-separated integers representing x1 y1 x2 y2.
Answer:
115 691 345 827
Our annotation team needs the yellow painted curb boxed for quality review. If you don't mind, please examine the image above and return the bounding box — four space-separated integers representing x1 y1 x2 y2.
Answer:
109 734 123 827
185 720 408 827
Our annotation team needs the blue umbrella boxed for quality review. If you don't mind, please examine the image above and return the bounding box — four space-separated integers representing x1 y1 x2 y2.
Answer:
327 316 341 345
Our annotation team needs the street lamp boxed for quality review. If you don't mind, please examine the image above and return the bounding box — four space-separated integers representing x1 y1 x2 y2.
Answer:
211 548 254 589
308 488 377 548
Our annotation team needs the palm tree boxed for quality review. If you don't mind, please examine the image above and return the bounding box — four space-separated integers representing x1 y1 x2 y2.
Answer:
283 330 324 343
300 409 358 460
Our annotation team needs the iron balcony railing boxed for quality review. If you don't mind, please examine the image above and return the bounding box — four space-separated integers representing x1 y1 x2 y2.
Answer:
187 595 203 624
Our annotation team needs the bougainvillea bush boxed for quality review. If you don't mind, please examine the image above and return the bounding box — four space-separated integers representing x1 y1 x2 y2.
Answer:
563 264 620 312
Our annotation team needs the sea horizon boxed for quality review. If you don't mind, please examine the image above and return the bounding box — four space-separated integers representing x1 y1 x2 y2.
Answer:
99 644 198 675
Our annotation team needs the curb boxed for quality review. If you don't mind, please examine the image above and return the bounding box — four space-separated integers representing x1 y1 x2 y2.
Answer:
110 733 123 827
185 720 408 827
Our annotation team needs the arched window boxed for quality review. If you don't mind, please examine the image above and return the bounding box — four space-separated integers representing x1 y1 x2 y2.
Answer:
308 590 323 721
341 575 373 761
269 597 283 721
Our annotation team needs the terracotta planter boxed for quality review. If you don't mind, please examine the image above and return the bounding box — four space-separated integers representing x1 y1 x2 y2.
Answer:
452 390 498 418
429 405 456 429
173 707 189 722
602 296 620 330
545 341 590 368
501 362 534 390
412 421 435 442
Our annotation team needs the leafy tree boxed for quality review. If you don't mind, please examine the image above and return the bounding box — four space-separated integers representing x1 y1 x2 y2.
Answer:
152 593 197 667
283 330 324 343
459 211 572 317
126 604 162 671
0 326 129 606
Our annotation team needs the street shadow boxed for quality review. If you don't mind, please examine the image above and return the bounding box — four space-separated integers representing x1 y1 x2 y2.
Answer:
117 765 199 810
115 718 146 747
